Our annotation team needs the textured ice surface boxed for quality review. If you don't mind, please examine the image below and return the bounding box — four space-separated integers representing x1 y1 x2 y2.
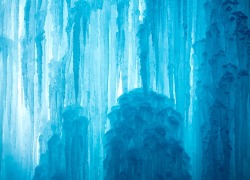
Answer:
104 89 191 180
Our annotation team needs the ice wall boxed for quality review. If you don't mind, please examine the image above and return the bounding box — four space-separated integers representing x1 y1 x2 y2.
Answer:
0 0 249 179
192 1 250 179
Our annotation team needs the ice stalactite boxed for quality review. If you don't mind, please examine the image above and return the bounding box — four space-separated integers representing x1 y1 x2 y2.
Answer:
50 0 64 40
137 1 150 94
35 0 48 104
12 0 20 142
49 0 67 130
167 0 192 129
0 37 8 173
72 2 82 103
50 0 65 62
116 0 129 93
22 0 32 107
22 1 37 177
146 0 168 94
77 0 90 110
81 2 90 47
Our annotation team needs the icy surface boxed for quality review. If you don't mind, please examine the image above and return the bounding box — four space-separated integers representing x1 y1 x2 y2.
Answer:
0 0 250 180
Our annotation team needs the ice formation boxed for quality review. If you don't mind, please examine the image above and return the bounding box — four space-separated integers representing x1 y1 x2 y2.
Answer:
104 89 191 180
0 0 250 179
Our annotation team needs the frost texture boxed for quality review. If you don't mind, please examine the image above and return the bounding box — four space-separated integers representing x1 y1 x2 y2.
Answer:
0 0 250 180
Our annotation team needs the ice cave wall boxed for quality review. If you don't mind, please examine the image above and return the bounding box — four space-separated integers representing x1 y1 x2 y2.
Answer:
0 0 250 179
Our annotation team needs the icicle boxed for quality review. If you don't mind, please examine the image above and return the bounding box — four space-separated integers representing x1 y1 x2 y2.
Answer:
0 37 8 173
50 0 64 39
72 2 82 103
82 2 90 46
35 0 48 104
116 0 129 93
21 0 37 178
137 0 168 95
50 0 65 60
22 0 31 105
65 1 73 48
137 19 150 94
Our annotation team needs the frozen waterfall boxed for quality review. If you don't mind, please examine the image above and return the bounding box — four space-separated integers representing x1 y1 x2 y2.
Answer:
0 0 250 179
